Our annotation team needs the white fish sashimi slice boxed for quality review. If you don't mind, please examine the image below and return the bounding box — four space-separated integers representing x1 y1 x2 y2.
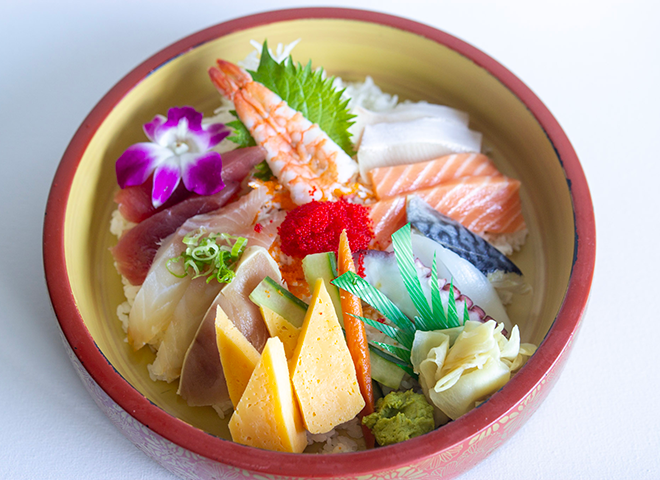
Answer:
127 187 272 351
411 232 512 332
350 101 470 145
361 250 495 327
177 246 283 407
357 117 482 182
127 237 192 350
147 276 223 383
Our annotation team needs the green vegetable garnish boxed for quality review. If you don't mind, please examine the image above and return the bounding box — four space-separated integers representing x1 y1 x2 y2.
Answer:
252 160 275 181
167 229 248 284
229 40 355 155
331 223 469 371
226 110 257 148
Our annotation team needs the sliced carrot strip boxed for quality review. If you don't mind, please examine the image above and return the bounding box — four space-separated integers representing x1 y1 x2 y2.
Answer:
337 230 375 448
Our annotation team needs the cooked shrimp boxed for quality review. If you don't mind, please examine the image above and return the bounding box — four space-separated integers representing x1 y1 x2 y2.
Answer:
209 60 358 205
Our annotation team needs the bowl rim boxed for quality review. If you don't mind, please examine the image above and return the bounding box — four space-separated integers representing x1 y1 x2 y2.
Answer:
43 6 596 477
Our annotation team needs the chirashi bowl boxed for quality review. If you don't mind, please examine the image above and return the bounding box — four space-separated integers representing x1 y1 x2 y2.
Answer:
43 7 596 480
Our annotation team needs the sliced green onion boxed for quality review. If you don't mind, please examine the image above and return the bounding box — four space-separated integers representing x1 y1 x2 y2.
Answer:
166 229 248 284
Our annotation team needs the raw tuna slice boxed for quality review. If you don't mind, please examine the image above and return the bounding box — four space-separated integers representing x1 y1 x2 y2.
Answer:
112 183 240 286
115 146 266 223
178 245 283 407
369 153 499 200
127 187 279 350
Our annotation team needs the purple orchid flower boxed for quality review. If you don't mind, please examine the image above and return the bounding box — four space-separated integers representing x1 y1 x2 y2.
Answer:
115 106 231 207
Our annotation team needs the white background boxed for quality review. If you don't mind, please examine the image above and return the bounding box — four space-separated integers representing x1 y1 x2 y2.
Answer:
1 0 658 478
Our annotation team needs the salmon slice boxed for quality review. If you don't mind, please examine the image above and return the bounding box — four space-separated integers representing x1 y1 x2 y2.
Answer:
369 153 500 200
370 175 525 248
370 197 407 248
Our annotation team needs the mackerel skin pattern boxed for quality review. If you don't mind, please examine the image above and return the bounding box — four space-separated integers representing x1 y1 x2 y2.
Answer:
407 196 522 275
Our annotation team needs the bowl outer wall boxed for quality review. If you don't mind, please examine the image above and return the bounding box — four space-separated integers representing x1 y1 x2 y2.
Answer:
43 7 596 478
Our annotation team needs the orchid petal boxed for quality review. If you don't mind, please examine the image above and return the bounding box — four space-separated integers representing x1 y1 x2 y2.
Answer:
204 123 232 149
116 143 171 188
143 115 167 143
165 106 203 132
180 151 225 196
149 107 203 147
184 122 231 152
152 160 181 207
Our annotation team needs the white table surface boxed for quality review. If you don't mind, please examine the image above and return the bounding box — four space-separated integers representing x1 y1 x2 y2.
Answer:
1 0 658 478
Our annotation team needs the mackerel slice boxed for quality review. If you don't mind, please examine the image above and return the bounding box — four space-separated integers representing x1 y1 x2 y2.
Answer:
406 196 522 275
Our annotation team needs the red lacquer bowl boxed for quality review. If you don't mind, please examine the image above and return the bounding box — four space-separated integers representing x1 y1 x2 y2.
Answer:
43 8 595 479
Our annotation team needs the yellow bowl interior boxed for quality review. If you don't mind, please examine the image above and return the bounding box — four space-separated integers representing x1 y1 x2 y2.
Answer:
63 18 575 439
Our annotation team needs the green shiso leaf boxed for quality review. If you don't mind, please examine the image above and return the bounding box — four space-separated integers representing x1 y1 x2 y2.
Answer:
392 224 433 325
249 41 355 155
226 111 256 148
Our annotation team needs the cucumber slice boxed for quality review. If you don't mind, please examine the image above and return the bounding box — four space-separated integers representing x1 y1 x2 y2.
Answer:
302 252 344 327
369 346 406 390
249 276 308 328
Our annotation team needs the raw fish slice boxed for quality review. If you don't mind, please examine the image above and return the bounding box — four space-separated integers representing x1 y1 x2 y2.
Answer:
112 183 239 286
177 295 229 406
417 176 525 234
370 196 407 248
178 245 283 407
127 187 273 350
407 196 522 275
114 146 266 224
369 153 499 200
350 102 469 146
410 233 511 330
359 249 492 324
147 276 223 383
115 177 192 224
370 176 526 248
357 117 482 181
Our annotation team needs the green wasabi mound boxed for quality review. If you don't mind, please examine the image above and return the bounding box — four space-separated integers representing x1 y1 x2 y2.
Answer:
362 390 435 446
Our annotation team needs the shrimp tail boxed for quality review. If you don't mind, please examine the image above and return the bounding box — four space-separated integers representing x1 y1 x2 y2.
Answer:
208 60 252 100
